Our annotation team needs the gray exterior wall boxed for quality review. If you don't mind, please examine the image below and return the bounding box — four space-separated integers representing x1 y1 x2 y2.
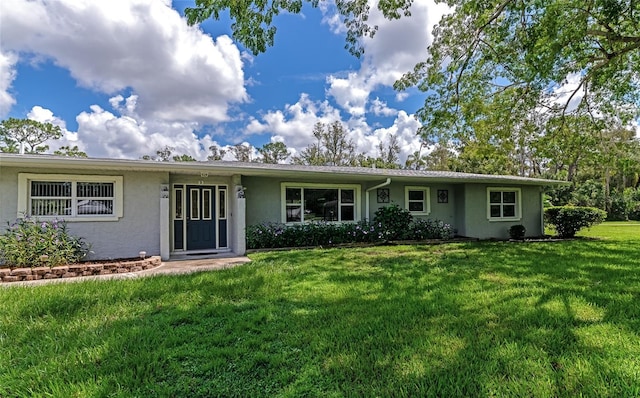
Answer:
0 166 168 260
462 184 543 239
243 176 458 230
368 182 457 226
453 185 466 237
243 176 367 225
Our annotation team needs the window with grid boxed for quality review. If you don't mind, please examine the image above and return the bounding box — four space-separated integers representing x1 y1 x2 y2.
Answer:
19 174 122 220
487 188 521 220
283 184 358 223
405 186 430 215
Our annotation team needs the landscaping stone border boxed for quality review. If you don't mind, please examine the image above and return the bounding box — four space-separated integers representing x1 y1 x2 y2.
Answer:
0 256 162 283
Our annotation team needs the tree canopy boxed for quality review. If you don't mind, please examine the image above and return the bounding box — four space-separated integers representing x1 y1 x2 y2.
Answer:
185 0 411 57
395 0 640 142
0 118 63 154
187 0 639 140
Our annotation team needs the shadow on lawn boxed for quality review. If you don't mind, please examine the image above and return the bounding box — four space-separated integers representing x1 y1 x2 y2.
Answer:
3 240 640 396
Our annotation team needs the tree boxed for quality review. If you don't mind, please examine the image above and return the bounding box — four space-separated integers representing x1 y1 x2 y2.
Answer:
230 143 252 162
188 1 639 134
394 0 640 144
377 134 400 168
185 0 412 57
423 141 455 171
156 146 174 162
53 145 88 158
0 118 63 154
207 144 227 161
293 121 358 166
292 141 325 166
324 121 357 166
184 0 640 201
142 146 195 162
258 141 290 164
173 154 197 162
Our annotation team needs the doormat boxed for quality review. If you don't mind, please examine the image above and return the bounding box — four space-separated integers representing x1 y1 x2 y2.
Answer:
186 252 218 256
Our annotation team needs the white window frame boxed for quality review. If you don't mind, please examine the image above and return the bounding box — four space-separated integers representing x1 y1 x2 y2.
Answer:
218 186 228 220
18 173 123 222
487 187 522 221
405 186 431 215
173 187 184 220
280 182 361 224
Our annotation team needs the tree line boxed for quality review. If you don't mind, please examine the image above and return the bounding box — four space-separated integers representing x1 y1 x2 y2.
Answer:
2 115 639 218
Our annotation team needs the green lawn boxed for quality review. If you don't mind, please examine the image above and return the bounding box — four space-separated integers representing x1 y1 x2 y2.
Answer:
2 223 640 397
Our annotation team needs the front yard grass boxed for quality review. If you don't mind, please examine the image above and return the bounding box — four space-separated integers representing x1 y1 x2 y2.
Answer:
1 223 639 397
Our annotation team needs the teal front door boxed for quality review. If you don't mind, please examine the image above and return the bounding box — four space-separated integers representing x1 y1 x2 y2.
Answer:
186 186 216 250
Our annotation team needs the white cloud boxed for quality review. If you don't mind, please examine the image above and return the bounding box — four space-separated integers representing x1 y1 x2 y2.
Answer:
242 95 423 163
27 106 81 150
245 94 342 148
370 98 397 117
323 1 450 117
25 98 224 160
0 51 18 117
75 96 209 159
0 0 247 123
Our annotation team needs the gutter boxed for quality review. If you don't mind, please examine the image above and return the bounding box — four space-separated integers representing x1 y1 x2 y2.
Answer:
365 178 392 220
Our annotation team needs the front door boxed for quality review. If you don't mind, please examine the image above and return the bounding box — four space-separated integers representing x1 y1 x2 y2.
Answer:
186 185 216 250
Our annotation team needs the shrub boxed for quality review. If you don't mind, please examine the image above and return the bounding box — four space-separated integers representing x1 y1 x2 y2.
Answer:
410 218 454 240
607 188 640 221
544 206 607 238
246 204 455 249
373 204 413 240
0 217 90 267
509 225 526 240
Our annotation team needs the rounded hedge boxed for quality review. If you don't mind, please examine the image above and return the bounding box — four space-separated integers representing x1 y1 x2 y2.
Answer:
544 206 606 238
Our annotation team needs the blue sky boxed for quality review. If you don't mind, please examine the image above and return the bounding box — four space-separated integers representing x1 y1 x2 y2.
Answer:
0 0 450 161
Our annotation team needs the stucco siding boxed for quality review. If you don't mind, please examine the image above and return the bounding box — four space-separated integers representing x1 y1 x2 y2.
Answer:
243 177 460 230
368 183 456 226
243 176 285 226
0 167 19 232
453 185 466 237
462 184 543 239
0 166 168 260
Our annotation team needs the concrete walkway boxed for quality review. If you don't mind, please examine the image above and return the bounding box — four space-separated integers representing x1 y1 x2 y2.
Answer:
3 255 251 287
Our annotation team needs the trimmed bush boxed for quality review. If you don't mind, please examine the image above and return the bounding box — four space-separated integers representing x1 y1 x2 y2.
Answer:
544 206 606 238
0 217 90 267
411 218 455 240
246 221 385 249
509 225 526 240
373 204 413 240
246 214 454 249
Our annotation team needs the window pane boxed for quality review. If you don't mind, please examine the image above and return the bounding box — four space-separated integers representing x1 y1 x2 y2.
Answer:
490 205 501 218
408 190 424 201
286 206 302 222
503 191 516 203
304 189 338 221
409 202 424 212
489 191 502 203
219 190 226 219
77 199 113 215
31 199 71 216
341 205 354 221
286 188 302 204
341 189 355 204
77 182 114 198
190 189 199 220
175 189 183 219
31 181 71 197
203 189 211 219
503 205 515 217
